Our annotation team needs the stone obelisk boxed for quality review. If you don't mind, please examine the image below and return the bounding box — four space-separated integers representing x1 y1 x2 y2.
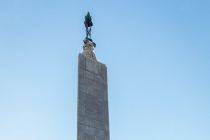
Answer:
77 13 110 140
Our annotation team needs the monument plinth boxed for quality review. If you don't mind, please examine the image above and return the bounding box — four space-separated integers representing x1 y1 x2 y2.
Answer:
77 12 110 140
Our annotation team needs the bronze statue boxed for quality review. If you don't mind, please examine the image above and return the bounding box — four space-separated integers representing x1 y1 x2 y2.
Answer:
84 12 93 41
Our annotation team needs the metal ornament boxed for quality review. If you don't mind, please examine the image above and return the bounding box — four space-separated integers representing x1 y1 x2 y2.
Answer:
84 12 93 41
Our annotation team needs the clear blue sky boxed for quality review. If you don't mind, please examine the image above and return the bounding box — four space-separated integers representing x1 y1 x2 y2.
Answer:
0 0 210 140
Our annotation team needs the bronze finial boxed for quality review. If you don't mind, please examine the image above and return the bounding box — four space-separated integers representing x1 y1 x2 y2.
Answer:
84 12 93 41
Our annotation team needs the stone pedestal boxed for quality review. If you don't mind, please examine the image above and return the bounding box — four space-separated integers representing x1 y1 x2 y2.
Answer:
77 53 109 140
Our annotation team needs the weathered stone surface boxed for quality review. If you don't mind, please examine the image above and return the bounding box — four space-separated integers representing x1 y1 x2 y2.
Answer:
85 109 96 120
78 54 86 69
103 108 109 117
78 108 85 116
86 57 101 75
84 85 94 95
104 123 109 131
101 64 107 78
95 120 105 130
104 131 110 139
86 133 95 140
85 102 104 114
78 115 95 127
85 94 103 106
85 78 102 91
104 116 109 124
78 68 84 76
85 86 104 99
101 84 107 93
78 75 85 84
85 78 96 89
77 54 109 140
78 124 86 132
104 91 108 101
103 100 108 108
78 99 85 109
78 90 86 100
94 74 104 84
93 89 104 99
103 78 107 86
78 83 85 93
84 117 95 127
78 115 84 124
95 129 105 137
86 126 96 135
95 136 105 140
84 70 94 80
77 131 85 140
95 113 105 123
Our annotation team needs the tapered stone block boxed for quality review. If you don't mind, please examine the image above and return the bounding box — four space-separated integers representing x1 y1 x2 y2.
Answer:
77 53 109 140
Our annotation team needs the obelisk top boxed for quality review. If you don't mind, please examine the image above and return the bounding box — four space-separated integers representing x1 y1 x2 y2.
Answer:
82 12 97 61
84 12 93 41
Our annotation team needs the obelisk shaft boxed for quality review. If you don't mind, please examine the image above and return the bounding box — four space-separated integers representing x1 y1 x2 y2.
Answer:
77 53 110 140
